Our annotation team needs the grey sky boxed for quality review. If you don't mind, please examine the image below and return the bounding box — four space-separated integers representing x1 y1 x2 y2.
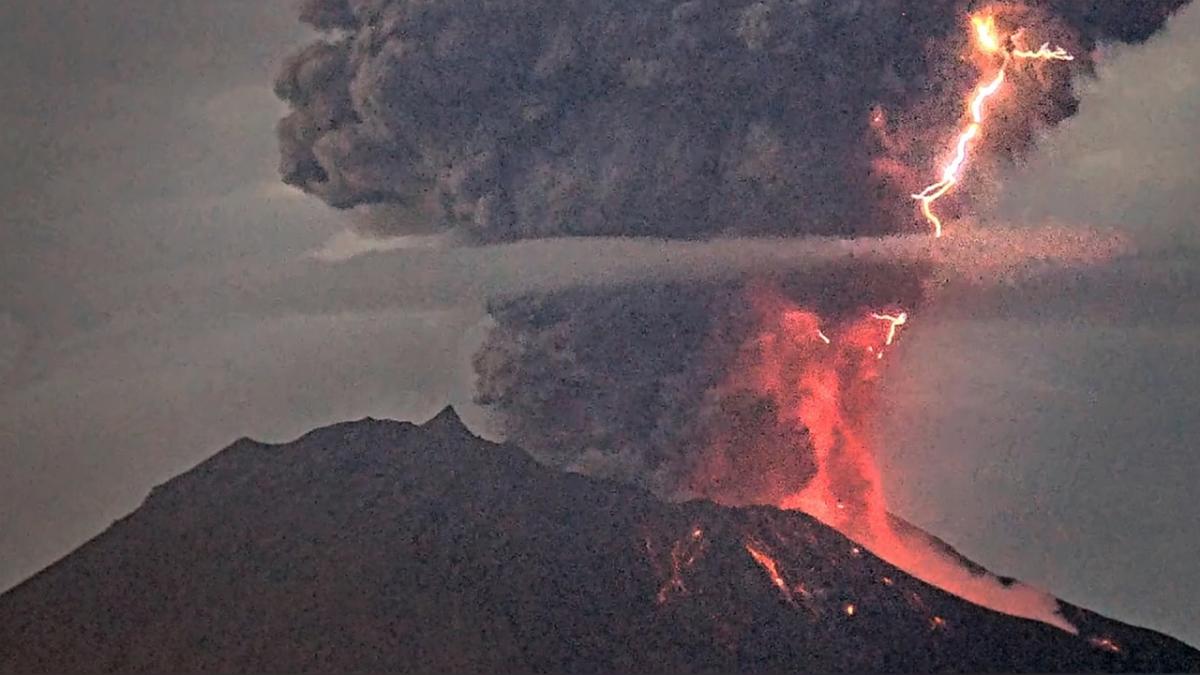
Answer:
1 0 1198 649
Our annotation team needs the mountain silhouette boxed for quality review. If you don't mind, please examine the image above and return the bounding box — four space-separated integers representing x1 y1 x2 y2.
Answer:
1 407 1196 673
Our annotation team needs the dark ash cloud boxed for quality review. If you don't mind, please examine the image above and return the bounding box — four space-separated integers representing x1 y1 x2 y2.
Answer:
276 0 1190 241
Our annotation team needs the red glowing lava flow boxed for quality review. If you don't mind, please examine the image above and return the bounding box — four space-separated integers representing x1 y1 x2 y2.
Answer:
745 541 795 604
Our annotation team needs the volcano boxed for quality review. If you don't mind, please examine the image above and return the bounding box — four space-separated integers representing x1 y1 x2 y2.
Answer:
1 408 1195 673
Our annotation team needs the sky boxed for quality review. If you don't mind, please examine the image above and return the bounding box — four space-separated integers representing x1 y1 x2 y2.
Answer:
1 0 1198 648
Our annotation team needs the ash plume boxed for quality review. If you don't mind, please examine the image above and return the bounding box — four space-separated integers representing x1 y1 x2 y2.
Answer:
473 262 928 500
277 0 1190 240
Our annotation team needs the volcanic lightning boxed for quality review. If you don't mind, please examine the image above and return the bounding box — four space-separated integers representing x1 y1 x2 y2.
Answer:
870 312 908 347
913 13 1075 237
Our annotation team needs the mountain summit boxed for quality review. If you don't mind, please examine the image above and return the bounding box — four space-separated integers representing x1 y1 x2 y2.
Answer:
1 409 1196 672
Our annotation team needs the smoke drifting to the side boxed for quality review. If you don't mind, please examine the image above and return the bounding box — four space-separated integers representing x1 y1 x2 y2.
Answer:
278 0 1189 240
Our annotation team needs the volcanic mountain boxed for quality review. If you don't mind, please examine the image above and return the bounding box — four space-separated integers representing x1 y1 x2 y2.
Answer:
1 408 1196 673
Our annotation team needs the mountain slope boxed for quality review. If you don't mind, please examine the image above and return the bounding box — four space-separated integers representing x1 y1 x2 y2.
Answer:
1 407 1196 673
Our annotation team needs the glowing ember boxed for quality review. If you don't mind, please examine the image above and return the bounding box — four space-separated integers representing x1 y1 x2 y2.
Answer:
844 603 857 617
930 615 947 630
1090 637 1123 654
729 286 1075 632
913 13 1074 237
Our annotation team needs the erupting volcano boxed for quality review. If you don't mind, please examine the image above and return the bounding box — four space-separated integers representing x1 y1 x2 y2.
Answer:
683 9 1083 632
3 0 1196 671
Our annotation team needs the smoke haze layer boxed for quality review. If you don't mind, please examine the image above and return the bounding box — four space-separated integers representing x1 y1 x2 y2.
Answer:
278 0 1190 241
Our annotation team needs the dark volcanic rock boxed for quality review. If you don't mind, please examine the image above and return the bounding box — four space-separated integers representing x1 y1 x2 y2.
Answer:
1 407 1196 673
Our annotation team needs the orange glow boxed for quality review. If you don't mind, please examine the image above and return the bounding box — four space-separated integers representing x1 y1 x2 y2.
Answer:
844 603 857 616
931 615 947 630
745 541 794 603
736 298 899 544
713 282 1078 632
914 14 1073 237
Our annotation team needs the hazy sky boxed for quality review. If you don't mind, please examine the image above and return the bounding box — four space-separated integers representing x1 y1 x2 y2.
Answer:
1 0 1198 648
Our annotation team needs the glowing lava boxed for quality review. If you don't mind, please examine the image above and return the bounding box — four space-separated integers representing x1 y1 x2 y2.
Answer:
745 541 794 604
742 298 904 545
913 13 1074 237
649 525 707 605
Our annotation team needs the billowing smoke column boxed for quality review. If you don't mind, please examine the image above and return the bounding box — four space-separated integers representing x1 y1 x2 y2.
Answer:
281 0 1190 631
473 261 928 506
278 0 1188 241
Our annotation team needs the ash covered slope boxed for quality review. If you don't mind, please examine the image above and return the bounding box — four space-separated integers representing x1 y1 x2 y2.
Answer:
1 409 1195 673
